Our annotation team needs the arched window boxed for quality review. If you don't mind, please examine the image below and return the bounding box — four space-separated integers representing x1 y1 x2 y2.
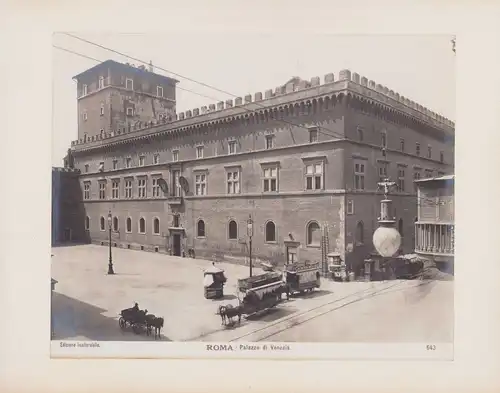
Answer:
113 216 118 232
126 217 132 233
197 220 206 237
139 217 146 234
153 218 160 235
228 220 238 240
85 216 90 230
355 221 364 244
398 218 404 238
306 221 321 246
100 216 105 231
265 221 276 242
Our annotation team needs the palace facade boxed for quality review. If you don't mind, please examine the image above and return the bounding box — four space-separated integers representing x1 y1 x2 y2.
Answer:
66 61 454 271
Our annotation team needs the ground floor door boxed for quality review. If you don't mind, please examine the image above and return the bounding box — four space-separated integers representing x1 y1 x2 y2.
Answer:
173 234 181 256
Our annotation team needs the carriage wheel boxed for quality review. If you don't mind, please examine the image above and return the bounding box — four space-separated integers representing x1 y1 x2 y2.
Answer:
119 317 126 329
132 323 141 334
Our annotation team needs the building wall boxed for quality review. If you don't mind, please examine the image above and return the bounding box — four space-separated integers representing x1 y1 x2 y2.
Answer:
70 69 455 269
52 169 87 245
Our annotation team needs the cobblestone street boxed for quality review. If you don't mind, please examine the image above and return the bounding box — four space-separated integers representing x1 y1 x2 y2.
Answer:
51 245 454 343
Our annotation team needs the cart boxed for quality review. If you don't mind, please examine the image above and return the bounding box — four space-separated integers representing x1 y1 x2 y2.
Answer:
204 264 227 299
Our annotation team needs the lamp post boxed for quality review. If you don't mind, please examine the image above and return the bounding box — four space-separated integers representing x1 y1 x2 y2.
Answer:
107 210 115 275
247 214 254 277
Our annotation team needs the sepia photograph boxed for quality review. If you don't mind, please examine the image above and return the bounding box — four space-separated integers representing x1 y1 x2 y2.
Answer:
50 32 455 358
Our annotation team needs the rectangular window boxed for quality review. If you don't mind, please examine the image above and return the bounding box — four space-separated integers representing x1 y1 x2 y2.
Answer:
354 162 365 190
99 182 106 200
139 156 145 166
425 169 433 178
378 162 388 182
172 170 181 196
83 112 88 121
125 157 132 168
347 200 354 215
400 138 405 152
152 178 161 197
172 150 179 162
153 154 160 164
83 182 91 200
357 127 364 141
228 141 237 155
84 164 89 173
413 170 421 192
195 173 207 196
309 128 318 143
112 160 118 170
305 162 323 190
381 132 387 148
138 178 147 198
82 84 87 96
126 78 133 90
157 86 163 97
226 169 240 194
397 167 405 192
438 171 445 177
99 77 104 89
124 179 133 198
126 107 134 117
427 145 432 159
265 135 274 149
196 146 204 159
111 180 119 199
440 151 444 163
416 143 421 156
263 166 278 192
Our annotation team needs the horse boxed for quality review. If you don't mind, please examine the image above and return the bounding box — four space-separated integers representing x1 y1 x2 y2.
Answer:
217 304 242 326
145 314 164 339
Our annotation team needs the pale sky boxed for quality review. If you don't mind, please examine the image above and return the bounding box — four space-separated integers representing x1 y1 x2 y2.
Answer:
52 33 455 167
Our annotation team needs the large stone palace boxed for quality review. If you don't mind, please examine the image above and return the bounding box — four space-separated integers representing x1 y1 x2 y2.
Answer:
63 59 454 272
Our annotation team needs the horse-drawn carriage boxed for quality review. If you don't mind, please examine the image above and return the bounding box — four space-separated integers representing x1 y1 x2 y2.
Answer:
118 303 164 339
283 261 321 295
217 272 288 326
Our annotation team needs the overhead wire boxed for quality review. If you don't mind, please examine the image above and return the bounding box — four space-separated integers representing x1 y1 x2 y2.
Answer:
58 33 349 140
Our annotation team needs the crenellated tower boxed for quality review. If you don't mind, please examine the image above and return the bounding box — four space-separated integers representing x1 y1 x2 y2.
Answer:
73 60 179 141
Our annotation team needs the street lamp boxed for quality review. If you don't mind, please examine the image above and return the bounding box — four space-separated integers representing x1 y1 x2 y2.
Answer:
107 210 115 275
247 214 254 277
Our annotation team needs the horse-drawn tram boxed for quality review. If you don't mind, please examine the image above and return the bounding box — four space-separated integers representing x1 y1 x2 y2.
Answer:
217 272 288 326
283 261 321 296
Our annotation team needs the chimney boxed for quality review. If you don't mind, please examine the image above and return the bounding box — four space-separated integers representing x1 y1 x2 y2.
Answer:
149 61 153 73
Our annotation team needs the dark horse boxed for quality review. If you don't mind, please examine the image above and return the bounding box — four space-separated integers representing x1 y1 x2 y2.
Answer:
217 304 242 326
145 314 164 340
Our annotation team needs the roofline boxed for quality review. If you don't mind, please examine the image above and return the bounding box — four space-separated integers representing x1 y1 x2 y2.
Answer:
72 59 180 84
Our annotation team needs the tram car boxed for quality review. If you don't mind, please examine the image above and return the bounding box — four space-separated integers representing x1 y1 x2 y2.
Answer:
283 261 321 295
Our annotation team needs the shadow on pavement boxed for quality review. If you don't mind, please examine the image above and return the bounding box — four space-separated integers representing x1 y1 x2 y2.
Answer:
51 292 171 342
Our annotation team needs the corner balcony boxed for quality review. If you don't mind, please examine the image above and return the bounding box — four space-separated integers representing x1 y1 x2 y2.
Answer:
415 222 454 257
